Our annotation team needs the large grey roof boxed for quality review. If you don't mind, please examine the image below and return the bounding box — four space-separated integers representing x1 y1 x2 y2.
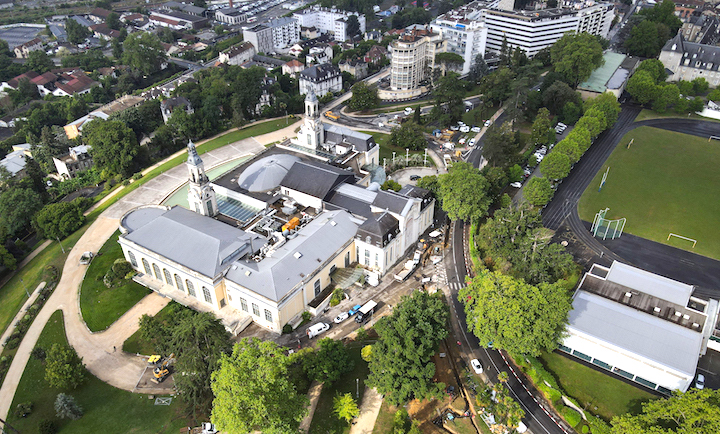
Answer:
567 290 703 376
236 154 300 192
357 211 400 247
225 210 358 302
325 183 378 218
662 34 720 72
605 261 694 306
323 124 376 152
372 190 413 216
280 160 355 200
0 148 27 176
299 63 340 82
121 206 263 278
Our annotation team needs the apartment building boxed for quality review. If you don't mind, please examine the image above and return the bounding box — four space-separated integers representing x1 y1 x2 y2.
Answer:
430 1 487 75
388 26 445 97
293 6 365 41
243 17 300 54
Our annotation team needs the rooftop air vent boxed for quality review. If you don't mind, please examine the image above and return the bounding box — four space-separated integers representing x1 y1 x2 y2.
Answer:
294 252 302 259
624 292 632 298
654 306 661 313
245 270 251 276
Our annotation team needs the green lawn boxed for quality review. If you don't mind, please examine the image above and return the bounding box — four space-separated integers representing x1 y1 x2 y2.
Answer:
309 345 371 434
372 401 396 434
7 310 188 433
360 130 433 168
635 109 720 123
79 230 150 332
0 227 88 346
578 126 720 260
539 351 657 421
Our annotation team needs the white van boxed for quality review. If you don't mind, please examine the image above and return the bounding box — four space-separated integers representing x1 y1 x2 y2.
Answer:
306 322 330 339
404 107 414 115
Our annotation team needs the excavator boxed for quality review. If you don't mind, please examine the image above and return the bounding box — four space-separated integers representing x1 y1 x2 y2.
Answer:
149 353 174 383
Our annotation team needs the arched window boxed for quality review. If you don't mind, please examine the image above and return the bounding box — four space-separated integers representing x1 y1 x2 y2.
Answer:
128 251 138 268
163 269 172 285
152 264 161 280
202 287 212 304
142 258 151 275
186 280 196 297
174 274 184 292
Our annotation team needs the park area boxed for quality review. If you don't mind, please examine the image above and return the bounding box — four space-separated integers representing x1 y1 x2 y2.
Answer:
578 126 720 260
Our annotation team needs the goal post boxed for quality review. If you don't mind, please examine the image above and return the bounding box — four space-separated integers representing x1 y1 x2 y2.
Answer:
591 208 626 240
667 233 697 248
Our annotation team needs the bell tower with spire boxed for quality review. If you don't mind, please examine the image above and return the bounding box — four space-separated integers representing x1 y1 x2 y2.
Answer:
186 141 218 217
298 88 324 149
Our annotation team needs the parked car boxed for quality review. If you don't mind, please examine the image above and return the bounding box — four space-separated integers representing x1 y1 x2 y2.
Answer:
306 322 330 339
404 107 413 115
334 312 349 323
471 126 481 133
347 304 362 316
484 120 492 127
471 359 483 374
469 138 476 147
410 175 421 181
696 373 705 389
510 182 522 188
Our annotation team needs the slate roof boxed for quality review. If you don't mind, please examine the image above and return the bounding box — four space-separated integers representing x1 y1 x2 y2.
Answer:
121 206 264 278
323 124 375 152
398 184 432 210
225 210 358 302
280 160 355 200
372 190 413 215
299 63 341 82
662 33 720 72
357 211 400 247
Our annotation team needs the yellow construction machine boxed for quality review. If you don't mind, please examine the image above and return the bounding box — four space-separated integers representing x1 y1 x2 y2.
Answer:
149 353 174 383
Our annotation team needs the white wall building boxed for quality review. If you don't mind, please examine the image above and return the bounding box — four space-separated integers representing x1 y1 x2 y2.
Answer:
218 41 256 66
660 33 720 87
243 17 300 53
293 6 366 41
389 27 445 92
214 7 246 25
430 1 488 75
298 64 342 97
561 262 720 394
482 1 614 58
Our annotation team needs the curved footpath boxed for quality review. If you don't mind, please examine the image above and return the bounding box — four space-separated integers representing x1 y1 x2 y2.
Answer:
0 120 303 423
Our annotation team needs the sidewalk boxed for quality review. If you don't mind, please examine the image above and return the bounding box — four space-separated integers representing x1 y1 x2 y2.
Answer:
349 388 383 434
0 282 46 350
299 381 323 432
0 240 52 289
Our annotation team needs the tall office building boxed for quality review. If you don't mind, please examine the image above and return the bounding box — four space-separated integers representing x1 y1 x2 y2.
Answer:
430 1 488 75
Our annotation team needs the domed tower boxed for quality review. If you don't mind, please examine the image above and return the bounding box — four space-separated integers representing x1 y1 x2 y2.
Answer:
186 141 218 217
299 88 324 149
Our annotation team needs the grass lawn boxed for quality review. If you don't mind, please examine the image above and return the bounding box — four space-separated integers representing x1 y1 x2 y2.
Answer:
634 109 720 123
446 417 476 434
0 227 88 346
539 351 657 421
372 401 397 434
122 302 182 355
360 130 433 168
309 344 370 434
7 310 189 433
577 126 720 260
79 230 150 332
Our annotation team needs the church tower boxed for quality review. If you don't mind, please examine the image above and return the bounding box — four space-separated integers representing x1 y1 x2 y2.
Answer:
186 141 218 217
299 88 324 149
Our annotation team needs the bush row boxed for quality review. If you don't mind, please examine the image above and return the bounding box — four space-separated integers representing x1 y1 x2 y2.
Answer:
524 94 621 207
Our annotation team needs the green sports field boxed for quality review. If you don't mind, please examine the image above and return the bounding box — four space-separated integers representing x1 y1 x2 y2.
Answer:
578 126 720 260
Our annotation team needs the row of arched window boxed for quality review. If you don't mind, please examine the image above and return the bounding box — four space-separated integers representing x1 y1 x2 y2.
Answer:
130 251 213 304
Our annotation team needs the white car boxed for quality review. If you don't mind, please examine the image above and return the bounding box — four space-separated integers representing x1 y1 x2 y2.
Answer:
404 107 413 115
471 126 481 133
471 359 483 374
334 312 349 324
510 182 522 188
460 126 470 133
469 138 476 147
484 120 492 127
696 373 705 389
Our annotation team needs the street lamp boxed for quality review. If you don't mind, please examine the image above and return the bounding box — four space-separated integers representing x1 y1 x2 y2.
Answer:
20 278 29 298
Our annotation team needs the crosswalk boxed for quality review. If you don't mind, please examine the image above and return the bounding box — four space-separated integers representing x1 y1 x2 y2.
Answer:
449 282 467 291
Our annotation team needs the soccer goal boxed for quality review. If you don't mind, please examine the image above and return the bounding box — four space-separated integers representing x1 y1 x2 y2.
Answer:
667 233 697 248
591 208 626 240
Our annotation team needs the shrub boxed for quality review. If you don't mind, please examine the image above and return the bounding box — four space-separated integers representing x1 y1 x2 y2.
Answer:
31 346 46 361
582 424 589 433
282 324 293 334
561 406 582 427
587 415 611 434
13 401 32 418
301 311 311 322
43 265 59 283
356 327 368 341
5 336 20 350
329 288 343 306
38 420 58 434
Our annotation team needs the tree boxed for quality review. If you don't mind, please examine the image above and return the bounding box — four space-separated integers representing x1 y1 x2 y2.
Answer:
435 52 465 75
651 84 680 113
106 12 121 30
346 14 361 38
26 50 54 74
460 270 571 356
550 32 604 88
55 394 83 420
9 78 39 106
523 177 554 207
542 81 581 115
634 58 667 83
361 345 373 362
583 92 620 129
562 101 582 125
303 338 354 384
389 121 426 151
641 0 682 33
693 77 709 95
468 54 489 83
627 70 660 105
334 393 359 423
65 18 90 45
483 123 519 168
432 71 465 125
30 126 70 173
574 111 604 137
553 137 582 164
367 291 449 406
539 152 570 180
611 389 720 434
0 245 16 271
437 162 492 222
34 202 85 240
0 187 43 239
45 344 85 389
84 119 141 178
481 67 514 105
381 179 402 192
211 338 308 434
529 108 554 147
122 32 166 75
347 82 378 111
170 312 231 417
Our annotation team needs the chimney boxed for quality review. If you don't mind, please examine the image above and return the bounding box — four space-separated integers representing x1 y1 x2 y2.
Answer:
229 0 233 8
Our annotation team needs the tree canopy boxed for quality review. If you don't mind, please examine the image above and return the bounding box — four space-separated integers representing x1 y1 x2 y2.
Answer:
0 187 44 239
65 18 91 45
347 82 379 112
523 177 554 207
84 119 141 178
211 338 308 434
437 162 492 222
550 32 604 88
302 338 354 384
45 343 85 390
389 121 426 151
367 291 449 406
34 201 86 240
122 32 167 75
460 270 572 356
483 123 519 168
432 71 466 126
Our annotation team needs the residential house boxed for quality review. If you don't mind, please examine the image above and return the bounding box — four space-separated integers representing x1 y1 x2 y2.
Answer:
301 26 318 39
64 94 145 139
0 0 13 10
14 38 43 59
160 96 194 123
660 33 720 87
282 59 305 78
364 30 382 41
53 145 93 179
218 41 256 66
364 44 387 64
0 144 31 179
306 44 333 65
298 63 342 96
339 58 368 79
89 23 121 40
88 7 112 24
162 1 206 17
